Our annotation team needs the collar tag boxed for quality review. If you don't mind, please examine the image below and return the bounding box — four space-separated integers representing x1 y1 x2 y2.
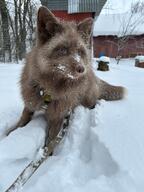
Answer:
44 94 52 104
39 88 52 105
40 89 44 96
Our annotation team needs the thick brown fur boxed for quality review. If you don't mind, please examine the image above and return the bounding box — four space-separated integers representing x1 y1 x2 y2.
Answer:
7 7 125 145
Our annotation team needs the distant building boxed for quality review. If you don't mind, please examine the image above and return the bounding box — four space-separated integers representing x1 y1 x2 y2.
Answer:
93 13 144 58
46 0 107 22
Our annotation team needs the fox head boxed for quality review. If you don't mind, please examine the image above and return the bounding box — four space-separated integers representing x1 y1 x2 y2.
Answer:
35 6 93 82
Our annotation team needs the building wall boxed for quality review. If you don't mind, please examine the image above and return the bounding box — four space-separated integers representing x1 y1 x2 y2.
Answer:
47 0 107 15
93 35 144 58
52 10 93 22
47 0 67 10
69 0 106 14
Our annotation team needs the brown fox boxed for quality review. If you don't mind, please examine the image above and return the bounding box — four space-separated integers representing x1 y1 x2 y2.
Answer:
7 6 125 146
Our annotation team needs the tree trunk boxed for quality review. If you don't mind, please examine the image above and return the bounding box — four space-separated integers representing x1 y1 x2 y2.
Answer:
0 0 11 62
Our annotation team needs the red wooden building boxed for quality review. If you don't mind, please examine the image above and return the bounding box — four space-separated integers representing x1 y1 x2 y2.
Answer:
93 35 144 58
45 0 107 22
93 13 144 58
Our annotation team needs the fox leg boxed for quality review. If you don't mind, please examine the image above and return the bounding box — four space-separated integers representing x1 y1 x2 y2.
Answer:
6 107 34 135
44 117 64 147
81 94 98 109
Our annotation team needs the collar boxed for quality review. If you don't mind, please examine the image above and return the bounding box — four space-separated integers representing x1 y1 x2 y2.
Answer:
30 80 53 107
39 88 52 105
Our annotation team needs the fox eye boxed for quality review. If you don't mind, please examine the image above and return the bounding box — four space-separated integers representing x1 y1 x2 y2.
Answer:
78 48 86 57
57 47 68 56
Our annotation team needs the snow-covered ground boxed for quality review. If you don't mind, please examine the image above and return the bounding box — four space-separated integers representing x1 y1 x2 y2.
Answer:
0 59 144 192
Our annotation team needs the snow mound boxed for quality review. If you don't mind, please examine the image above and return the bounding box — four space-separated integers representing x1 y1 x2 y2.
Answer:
98 56 110 63
0 115 46 163
135 55 144 63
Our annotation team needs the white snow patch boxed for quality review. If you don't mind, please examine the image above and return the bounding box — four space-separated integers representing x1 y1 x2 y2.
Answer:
57 64 66 72
67 73 75 79
0 116 46 163
93 13 144 37
97 56 110 63
57 64 75 79
73 53 81 62
135 55 144 63
35 148 45 160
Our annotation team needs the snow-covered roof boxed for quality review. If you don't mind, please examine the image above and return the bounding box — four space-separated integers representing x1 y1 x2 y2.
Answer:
93 13 144 37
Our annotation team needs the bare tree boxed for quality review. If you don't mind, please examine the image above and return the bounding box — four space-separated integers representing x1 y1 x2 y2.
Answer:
0 0 11 62
0 0 39 62
12 0 32 60
115 1 144 64
102 1 144 64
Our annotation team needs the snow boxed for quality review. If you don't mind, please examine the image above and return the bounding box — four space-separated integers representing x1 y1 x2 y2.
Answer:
0 58 144 192
101 0 139 14
57 55 81 80
135 55 144 63
97 56 110 63
93 13 144 37
57 64 75 79
57 64 66 71
35 148 46 160
67 73 75 79
72 53 81 63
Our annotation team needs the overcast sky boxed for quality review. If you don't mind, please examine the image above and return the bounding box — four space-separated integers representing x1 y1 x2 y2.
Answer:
101 0 143 14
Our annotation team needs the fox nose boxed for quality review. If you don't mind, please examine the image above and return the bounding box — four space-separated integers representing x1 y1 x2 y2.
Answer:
76 65 85 73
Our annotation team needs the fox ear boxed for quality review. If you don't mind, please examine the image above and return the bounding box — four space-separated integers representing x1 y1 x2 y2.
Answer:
37 6 63 44
77 18 93 44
